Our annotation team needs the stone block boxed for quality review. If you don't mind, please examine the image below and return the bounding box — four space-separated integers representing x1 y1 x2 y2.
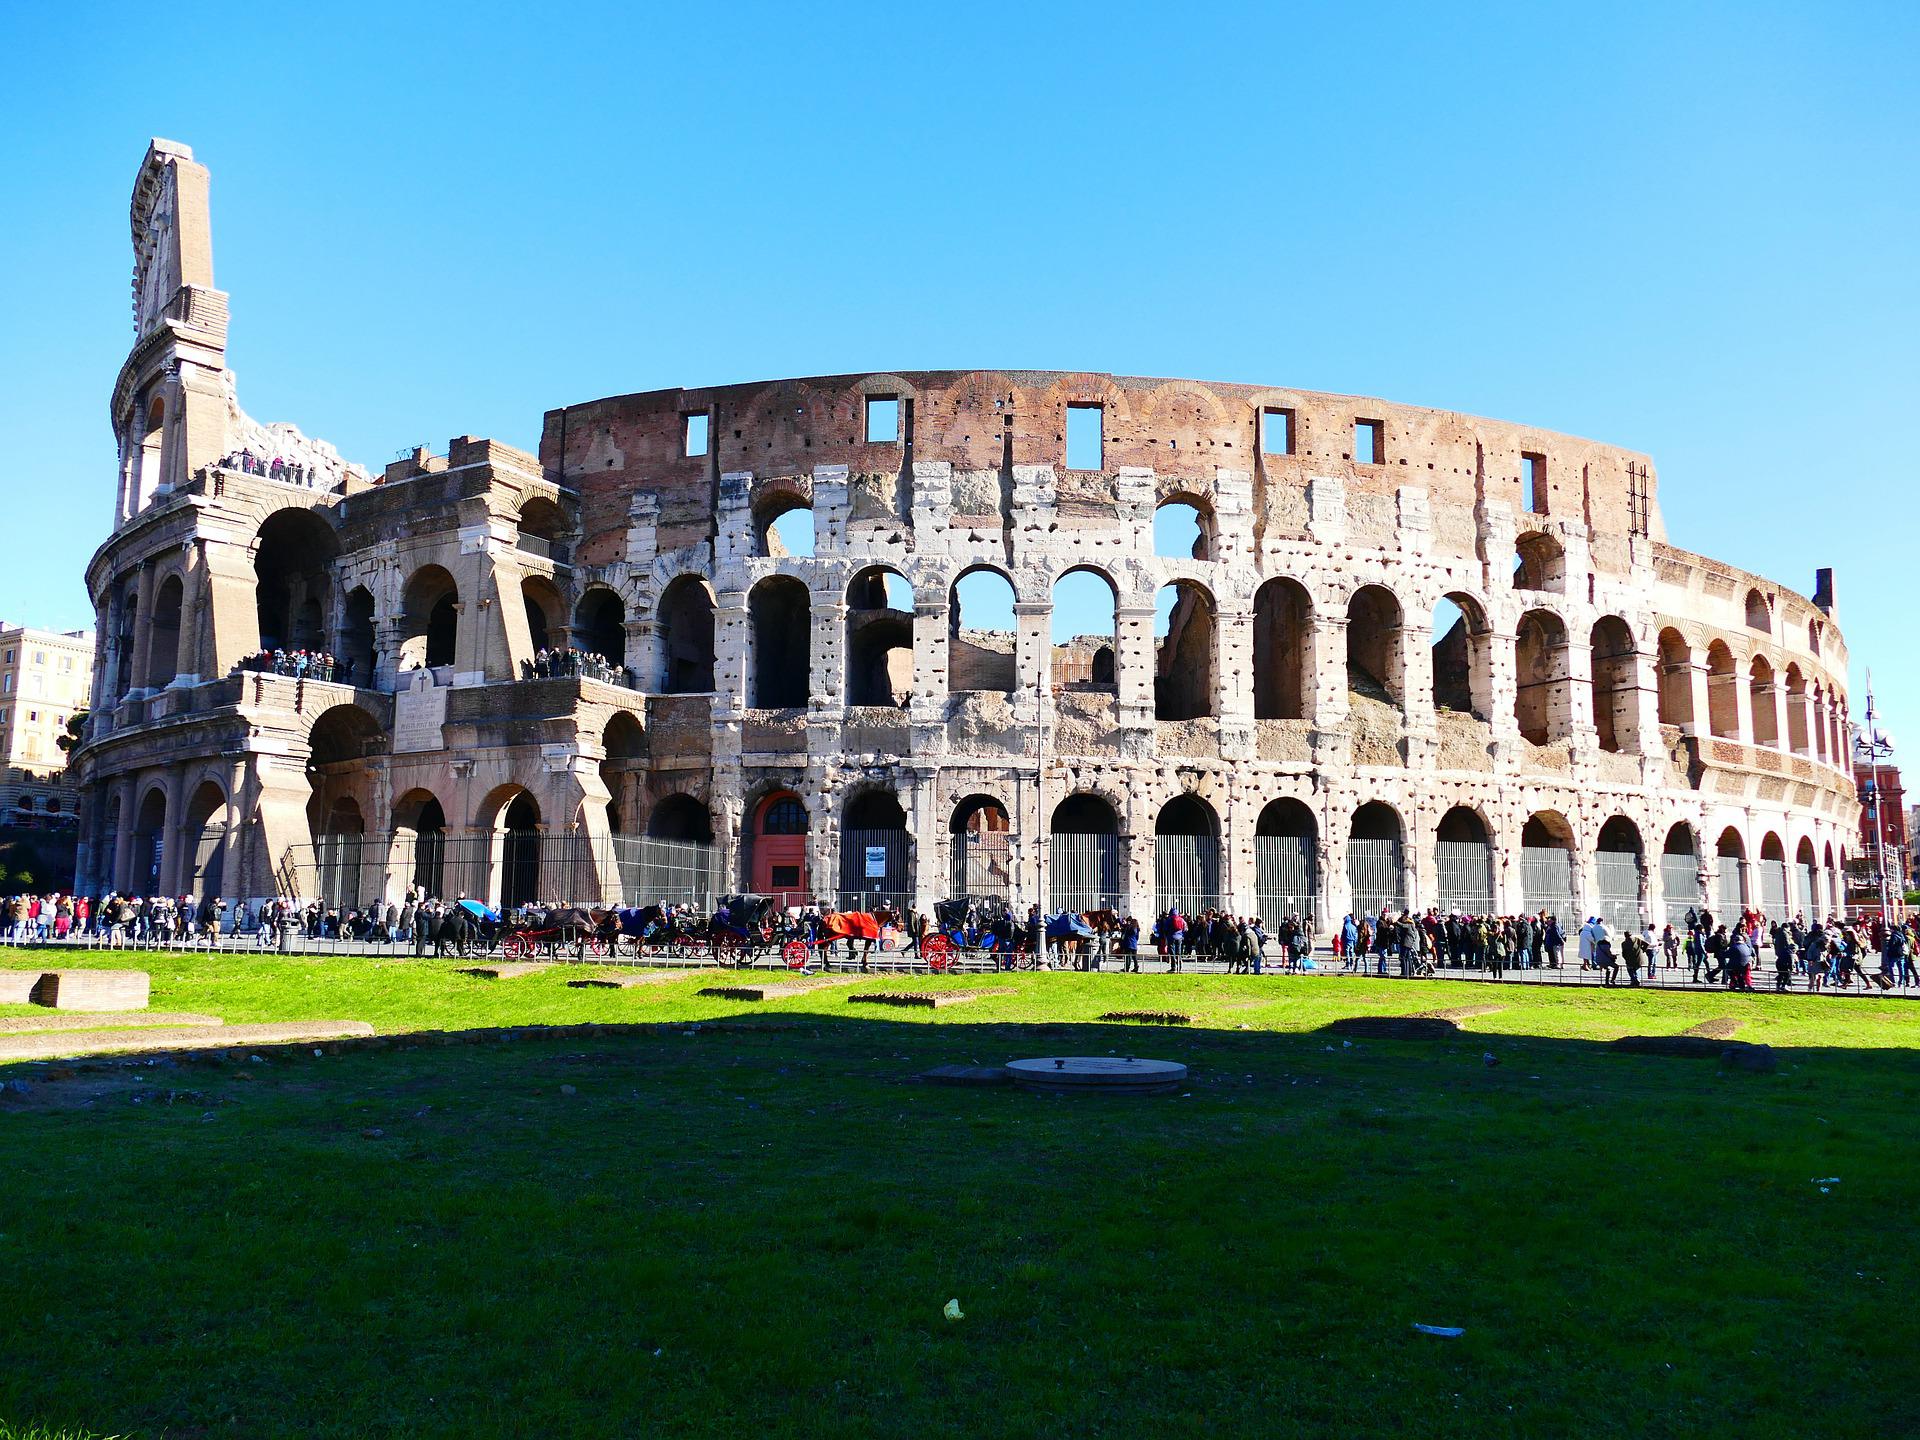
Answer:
31 970 151 1012
0 972 47 1006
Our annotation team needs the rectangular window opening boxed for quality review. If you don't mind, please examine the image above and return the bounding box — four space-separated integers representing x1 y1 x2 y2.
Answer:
864 396 900 444
1262 407 1294 457
1523 452 1547 513
1354 418 1383 465
682 412 710 458
1066 403 1104 471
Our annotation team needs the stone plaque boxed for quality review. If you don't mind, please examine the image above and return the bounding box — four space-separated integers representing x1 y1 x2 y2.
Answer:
393 669 447 753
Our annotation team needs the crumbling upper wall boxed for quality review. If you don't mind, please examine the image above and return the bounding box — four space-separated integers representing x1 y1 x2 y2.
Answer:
540 370 1665 574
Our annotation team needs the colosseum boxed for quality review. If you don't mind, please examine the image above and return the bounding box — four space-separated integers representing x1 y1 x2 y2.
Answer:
72 139 1863 934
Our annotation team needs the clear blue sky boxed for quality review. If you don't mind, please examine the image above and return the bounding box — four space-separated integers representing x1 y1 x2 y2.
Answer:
1 1 1914 750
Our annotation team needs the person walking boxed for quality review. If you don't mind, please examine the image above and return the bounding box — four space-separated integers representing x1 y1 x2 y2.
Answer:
1621 928 1644 987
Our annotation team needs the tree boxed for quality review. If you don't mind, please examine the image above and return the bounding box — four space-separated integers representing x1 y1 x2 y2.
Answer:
55 710 89 758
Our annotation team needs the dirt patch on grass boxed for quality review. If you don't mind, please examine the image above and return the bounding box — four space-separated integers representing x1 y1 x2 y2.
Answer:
455 963 553 980
849 989 1013 1009
566 971 696 989
1098 1010 1192 1026
1324 1016 1459 1040
698 977 862 1002
0 1020 376 1063
1683 1017 1744 1039
1418 1004 1508 1022
0 1011 222 1034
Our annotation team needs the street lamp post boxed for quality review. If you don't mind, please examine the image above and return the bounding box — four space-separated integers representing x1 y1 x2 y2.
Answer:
1858 674 1896 922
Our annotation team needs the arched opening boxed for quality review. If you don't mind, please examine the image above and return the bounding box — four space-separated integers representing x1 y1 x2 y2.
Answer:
1748 655 1779 748
756 495 816 558
748 790 810 904
1705 641 1739 739
949 567 1016 694
658 576 717 693
1514 609 1570 745
1715 827 1748 915
522 576 565 656
401 566 459 671
1744 588 1771 632
184 781 227 899
598 710 646 834
1657 628 1693 728
1757 831 1789 921
147 574 183 688
648 794 714 844
1431 593 1491 720
1595 816 1644 932
1794 836 1818 918
1812 683 1830 764
1807 620 1822 656
338 586 375 686
1254 578 1312 720
1661 823 1702 924
1784 665 1810 755
254 509 339 654
1590 615 1638 753
113 584 138 696
1153 498 1214 561
1049 793 1121 913
949 793 1012 901
498 791 541 911
1346 585 1404 710
846 568 914 707
1051 567 1117 689
516 497 567 560
1154 794 1221 914
1434 805 1494 914
573 589 627 670
748 576 811 708
1346 802 1405 918
840 787 909 904
1513 532 1566 594
1254 797 1317 922
132 788 167 895
1154 580 1217 720
392 789 447 900
136 393 166 505
1521 811 1576 920
1823 841 1838 916
306 703 380 908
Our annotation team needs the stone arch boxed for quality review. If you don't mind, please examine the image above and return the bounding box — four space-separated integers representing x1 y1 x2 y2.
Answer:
658 575 717 693
648 793 714 844
1745 588 1772 632
1514 531 1566 594
1657 627 1693 728
1807 619 1822 656
1154 580 1217 720
1431 591 1492 720
572 587 627 668
255 508 340 653
1153 793 1221 914
1347 801 1406 918
748 576 811 708
1153 493 1215 561
1048 790 1121 914
949 792 1012 900
517 496 566 555
949 565 1017 694
1590 614 1638 752
1434 804 1495 914
1793 835 1819 918
131 785 167 895
754 488 815 558
339 585 376 686
1520 809 1577 920
1346 584 1404 709
747 789 810 902
522 575 566 655
147 572 184 688
1596 815 1646 929
1784 663 1810 755
1748 653 1779 748
598 710 647 833
1715 825 1749 914
1705 640 1739 739
1052 565 1118 688
1253 796 1317 923
401 565 459 670
1254 577 1312 720
183 779 228 898
1514 608 1571 745
846 566 914 707
391 787 448 899
840 784 909 902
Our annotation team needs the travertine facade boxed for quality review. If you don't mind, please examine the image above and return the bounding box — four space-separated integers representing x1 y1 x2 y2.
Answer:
74 140 1862 931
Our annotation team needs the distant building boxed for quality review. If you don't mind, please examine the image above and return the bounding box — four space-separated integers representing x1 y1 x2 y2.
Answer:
1850 733 1906 913
0 622 96 829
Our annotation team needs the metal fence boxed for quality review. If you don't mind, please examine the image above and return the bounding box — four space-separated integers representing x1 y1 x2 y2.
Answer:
1594 851 1644 933
1521 846 1575 919
840 828 910 906
1050 832 1120 914
1716 859 1748 917
1757 859 1790 922
1794 862 1817 920
949 830 1013 902
281 831 720 910
1154 835 1222 914
1254 834 1315 924
1346 837 1404 918
1661 853 1703 926
1434 840 1494 915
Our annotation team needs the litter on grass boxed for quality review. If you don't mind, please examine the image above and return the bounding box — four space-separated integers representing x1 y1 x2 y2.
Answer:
1413 1324 1465 1337
943 1299 964 1321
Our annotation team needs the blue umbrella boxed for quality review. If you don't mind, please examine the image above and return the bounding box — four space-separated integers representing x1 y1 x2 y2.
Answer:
458 899 501 923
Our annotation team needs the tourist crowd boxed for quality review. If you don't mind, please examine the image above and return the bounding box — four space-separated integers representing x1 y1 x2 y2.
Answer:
519 647 634 688
234 649 354 683
219 450 321 486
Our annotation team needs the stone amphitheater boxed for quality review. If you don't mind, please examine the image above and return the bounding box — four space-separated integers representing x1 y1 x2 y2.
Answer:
73 140 1862 934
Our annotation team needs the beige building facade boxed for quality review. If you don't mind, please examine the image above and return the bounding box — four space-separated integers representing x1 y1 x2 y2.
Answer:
0 623 95 829
73 139 1862 928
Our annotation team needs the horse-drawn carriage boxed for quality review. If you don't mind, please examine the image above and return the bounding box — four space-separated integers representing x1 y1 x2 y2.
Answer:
594 894 778 966
498 904 604 960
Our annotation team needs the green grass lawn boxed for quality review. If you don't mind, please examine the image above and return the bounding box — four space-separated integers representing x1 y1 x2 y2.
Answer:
2 952 1917 1438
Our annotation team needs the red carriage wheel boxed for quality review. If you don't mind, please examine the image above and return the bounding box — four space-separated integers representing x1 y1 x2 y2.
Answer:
923 933 955 973
499 933 529 961
711 930 743 967
783 940 812 970
585 935 609 958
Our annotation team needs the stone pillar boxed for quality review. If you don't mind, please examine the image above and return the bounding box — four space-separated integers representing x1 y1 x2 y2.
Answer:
910 596 950 725
908 765 941 916
157 767 191 896
1012 599 1050 708
711 591 749 720
1114 601 1156 728
1731 663 1755 746
110 776 138 894
811 599 848 722
126 562 158 693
